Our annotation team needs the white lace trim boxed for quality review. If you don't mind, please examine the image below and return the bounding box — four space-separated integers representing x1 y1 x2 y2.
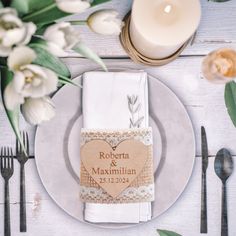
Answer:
81 128 153 147
80 184 155 204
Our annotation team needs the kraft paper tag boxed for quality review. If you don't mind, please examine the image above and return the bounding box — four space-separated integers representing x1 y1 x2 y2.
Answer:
80 128 154 204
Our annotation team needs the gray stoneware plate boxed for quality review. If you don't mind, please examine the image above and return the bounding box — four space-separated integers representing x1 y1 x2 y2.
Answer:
35 69 195 229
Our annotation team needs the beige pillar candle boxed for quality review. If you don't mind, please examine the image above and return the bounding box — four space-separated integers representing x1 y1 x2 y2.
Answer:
130 0 201 59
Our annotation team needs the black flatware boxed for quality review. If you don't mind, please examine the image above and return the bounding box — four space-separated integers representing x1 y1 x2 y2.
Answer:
214 148 234 236
16 132 29 232
0 147 14 236
200 126 208 234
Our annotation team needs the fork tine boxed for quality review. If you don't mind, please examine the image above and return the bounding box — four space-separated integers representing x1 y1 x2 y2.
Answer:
26 132 29 155
7 147 10 168
4 147 6 168
0 147 3 171
10 148 14 171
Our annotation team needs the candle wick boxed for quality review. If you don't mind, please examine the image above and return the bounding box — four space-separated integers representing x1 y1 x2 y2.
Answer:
164 5 172 14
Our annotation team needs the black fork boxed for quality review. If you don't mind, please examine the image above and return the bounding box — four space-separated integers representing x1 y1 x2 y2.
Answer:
0 147 14 236
16 132 29 232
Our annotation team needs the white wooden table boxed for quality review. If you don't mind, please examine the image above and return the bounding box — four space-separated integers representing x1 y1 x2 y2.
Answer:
0 0 236 235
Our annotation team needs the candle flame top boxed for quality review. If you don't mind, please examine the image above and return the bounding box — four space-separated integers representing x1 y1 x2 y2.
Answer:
164 4 172 14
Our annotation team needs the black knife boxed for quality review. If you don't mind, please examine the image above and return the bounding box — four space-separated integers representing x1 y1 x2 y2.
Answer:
201 126 209 234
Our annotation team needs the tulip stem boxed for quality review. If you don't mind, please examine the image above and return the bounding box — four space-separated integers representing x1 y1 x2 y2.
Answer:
69 21 88 25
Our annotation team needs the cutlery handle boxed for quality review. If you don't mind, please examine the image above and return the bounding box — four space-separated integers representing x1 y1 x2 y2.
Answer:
20 165 27 232
200 172 207 233
4 180 11 236
221 183 228 236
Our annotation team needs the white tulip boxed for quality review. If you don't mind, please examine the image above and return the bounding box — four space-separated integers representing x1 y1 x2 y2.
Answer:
87 10 124 36
55 0 90 14
0 8 36 56
21 97 55 125
4 46 58 110
44 22 80 57
3 81 25 110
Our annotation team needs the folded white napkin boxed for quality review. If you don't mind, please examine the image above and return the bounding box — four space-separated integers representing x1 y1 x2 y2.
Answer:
82 71 151 223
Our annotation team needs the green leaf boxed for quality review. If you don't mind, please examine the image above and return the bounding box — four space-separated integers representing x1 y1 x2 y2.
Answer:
225 81 236 127
29 36 47 46
35 22 54 35
91 0 111 6
29 43 71 78
58 76 82 88
22 2 70 25
19 0 110 25
0 68 27 155
73 42 107 71
0 57 7 67
11 0 56 15
11 0 29 14
0 1 4 8
157 229 182 236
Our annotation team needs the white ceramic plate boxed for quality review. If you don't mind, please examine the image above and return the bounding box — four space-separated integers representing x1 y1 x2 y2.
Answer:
35 69 195 228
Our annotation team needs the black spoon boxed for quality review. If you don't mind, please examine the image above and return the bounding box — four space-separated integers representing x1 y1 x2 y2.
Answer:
214 148 234 236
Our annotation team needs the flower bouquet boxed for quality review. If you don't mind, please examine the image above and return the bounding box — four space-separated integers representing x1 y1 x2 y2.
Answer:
0 0 124 150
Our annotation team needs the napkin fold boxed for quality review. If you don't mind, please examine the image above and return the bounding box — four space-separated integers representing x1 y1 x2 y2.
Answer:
82 71 152 223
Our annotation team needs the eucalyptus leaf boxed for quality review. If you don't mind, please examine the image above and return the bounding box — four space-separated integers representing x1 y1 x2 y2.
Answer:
157 229 182 236
134 116 144 127
0 68 26 155
29 44 71 79
225 81 236 127
73 42 107 71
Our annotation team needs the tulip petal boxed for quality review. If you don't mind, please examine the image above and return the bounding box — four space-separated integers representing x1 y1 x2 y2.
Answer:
0 45 12 56
43 22 80 56
12 71 25 93
3 81 25 110
44 24 67 49
46 42 69 57
7 46 37 71
19 22 37 45
0 8 17 16
42 67 59 94
18 64 58 98
56 0 90 14
2 27 26 47
1 13 22 27
23 64 47 78
21 97 55 125
88 10 124 35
